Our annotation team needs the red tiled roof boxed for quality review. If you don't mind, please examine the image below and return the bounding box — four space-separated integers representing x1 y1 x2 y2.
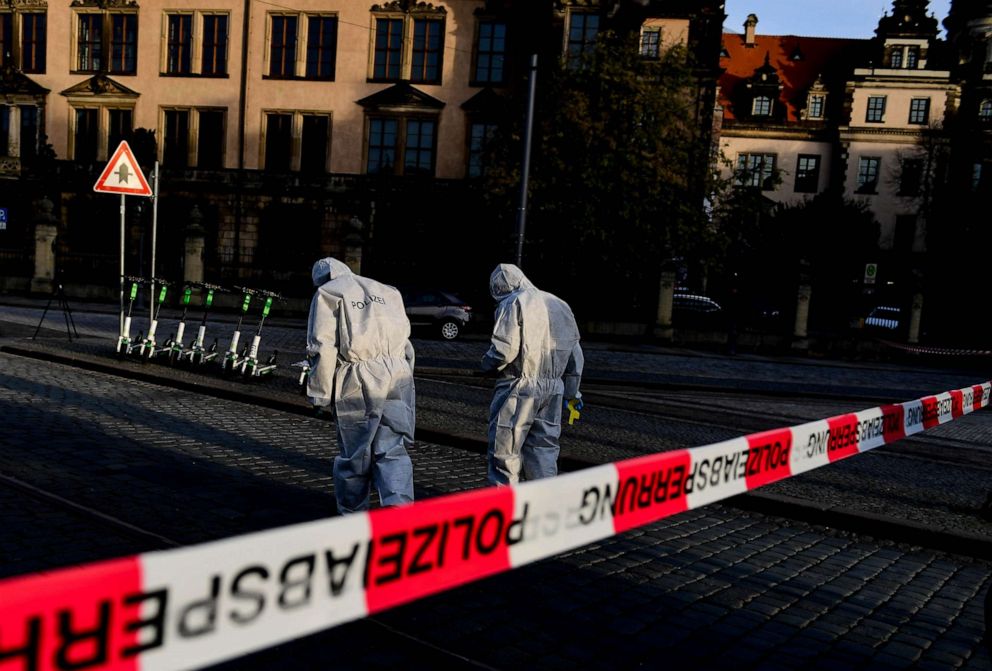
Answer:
719 33 867 122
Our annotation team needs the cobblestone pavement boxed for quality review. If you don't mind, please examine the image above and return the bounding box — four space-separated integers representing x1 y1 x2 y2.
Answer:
5 301 991 541
1 301 991 669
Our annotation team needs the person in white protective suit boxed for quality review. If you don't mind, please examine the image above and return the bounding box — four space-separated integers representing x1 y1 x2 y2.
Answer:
481 263 584 485
306 257 416 513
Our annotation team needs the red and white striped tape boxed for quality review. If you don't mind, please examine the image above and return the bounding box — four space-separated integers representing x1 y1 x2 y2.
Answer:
1 382 988 671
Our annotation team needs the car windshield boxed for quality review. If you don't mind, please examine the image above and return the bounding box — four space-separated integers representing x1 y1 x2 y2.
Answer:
402 290 467 307
440 291 465 305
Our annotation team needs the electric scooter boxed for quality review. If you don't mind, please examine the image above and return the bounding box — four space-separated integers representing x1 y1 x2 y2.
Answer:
139 279 171 359
184 282 224 366
239 289 281 378
116 276 143 358
221 286 254 375
162 284 193 366
292 357 312 392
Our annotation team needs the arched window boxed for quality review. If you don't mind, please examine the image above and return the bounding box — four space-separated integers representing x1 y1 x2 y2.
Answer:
979 99 992 120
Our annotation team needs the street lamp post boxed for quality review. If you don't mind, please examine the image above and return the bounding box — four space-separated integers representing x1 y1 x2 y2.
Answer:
515 54 538 269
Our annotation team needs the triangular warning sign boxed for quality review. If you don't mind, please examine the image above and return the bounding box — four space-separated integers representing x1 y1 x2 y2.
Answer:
94 141 153 196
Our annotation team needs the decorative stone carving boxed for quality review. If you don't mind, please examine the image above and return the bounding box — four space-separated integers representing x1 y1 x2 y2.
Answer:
60 74 140 98
69 0 138 8
371 1 445 14
2 0 49 8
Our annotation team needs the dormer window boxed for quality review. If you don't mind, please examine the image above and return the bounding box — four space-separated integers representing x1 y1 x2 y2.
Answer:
752 95 772 117
744 52 782 120
906 46 919 69
807 94 825 119
888 44 922 69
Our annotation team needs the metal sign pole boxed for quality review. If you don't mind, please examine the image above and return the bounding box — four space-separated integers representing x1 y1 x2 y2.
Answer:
150 161 159 323
119 194 125 337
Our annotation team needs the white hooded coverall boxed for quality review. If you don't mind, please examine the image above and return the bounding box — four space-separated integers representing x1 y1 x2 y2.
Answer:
481 263 584 485
306 257 415 513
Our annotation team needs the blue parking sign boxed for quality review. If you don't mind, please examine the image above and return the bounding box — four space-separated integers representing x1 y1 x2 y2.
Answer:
0 207 7 231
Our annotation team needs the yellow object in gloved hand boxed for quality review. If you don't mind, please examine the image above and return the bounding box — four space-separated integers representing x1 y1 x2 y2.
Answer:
566 398 583 425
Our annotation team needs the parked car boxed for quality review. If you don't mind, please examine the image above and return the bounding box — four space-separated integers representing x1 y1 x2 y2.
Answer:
672 293 723 326
864 305 901 330
399 288 473 340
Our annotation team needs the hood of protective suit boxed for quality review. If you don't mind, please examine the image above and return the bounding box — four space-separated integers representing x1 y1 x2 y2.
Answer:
312 257 352 287
489 263 534 300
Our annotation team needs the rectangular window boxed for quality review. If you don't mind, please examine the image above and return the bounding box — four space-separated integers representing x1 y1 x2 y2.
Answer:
305 16 337 79
567 12 599 66
367 118 398 174
906 46 919 69
373 18 403 80
166 14 192 74
410 18 443 84
109 13 137 74
866 96 886 123
264 113 292 171
908 98 930 125
201 14 228 75
899 158 923 196
107 108 132 152
164 109 190 168
894 215 916 252
640 28 660 59
197 109 224 168
973 162 992 192
807 94 824 119
196 110 224 170
22 13 46 73
0 106 9 156
468 121 497 178
474 20 505 84
269 16 297 77
857 157 880 193
0 14 11 68
737 154 776 191
737 153 776 190
77 14 102 71
794 154 820 193
20 105 39 162
404 118 435 175
752 96 773 117
890 47 902 68
74 108 99 162
300 114 329 173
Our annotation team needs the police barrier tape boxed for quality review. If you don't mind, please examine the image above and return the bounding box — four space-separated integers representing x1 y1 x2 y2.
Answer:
1 381 989 671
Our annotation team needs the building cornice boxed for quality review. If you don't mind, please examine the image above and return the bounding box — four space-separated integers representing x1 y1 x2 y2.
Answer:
719 122 834 142
838 125 947 144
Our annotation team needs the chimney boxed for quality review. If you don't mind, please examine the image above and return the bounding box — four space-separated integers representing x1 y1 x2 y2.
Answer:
744 14 758 47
